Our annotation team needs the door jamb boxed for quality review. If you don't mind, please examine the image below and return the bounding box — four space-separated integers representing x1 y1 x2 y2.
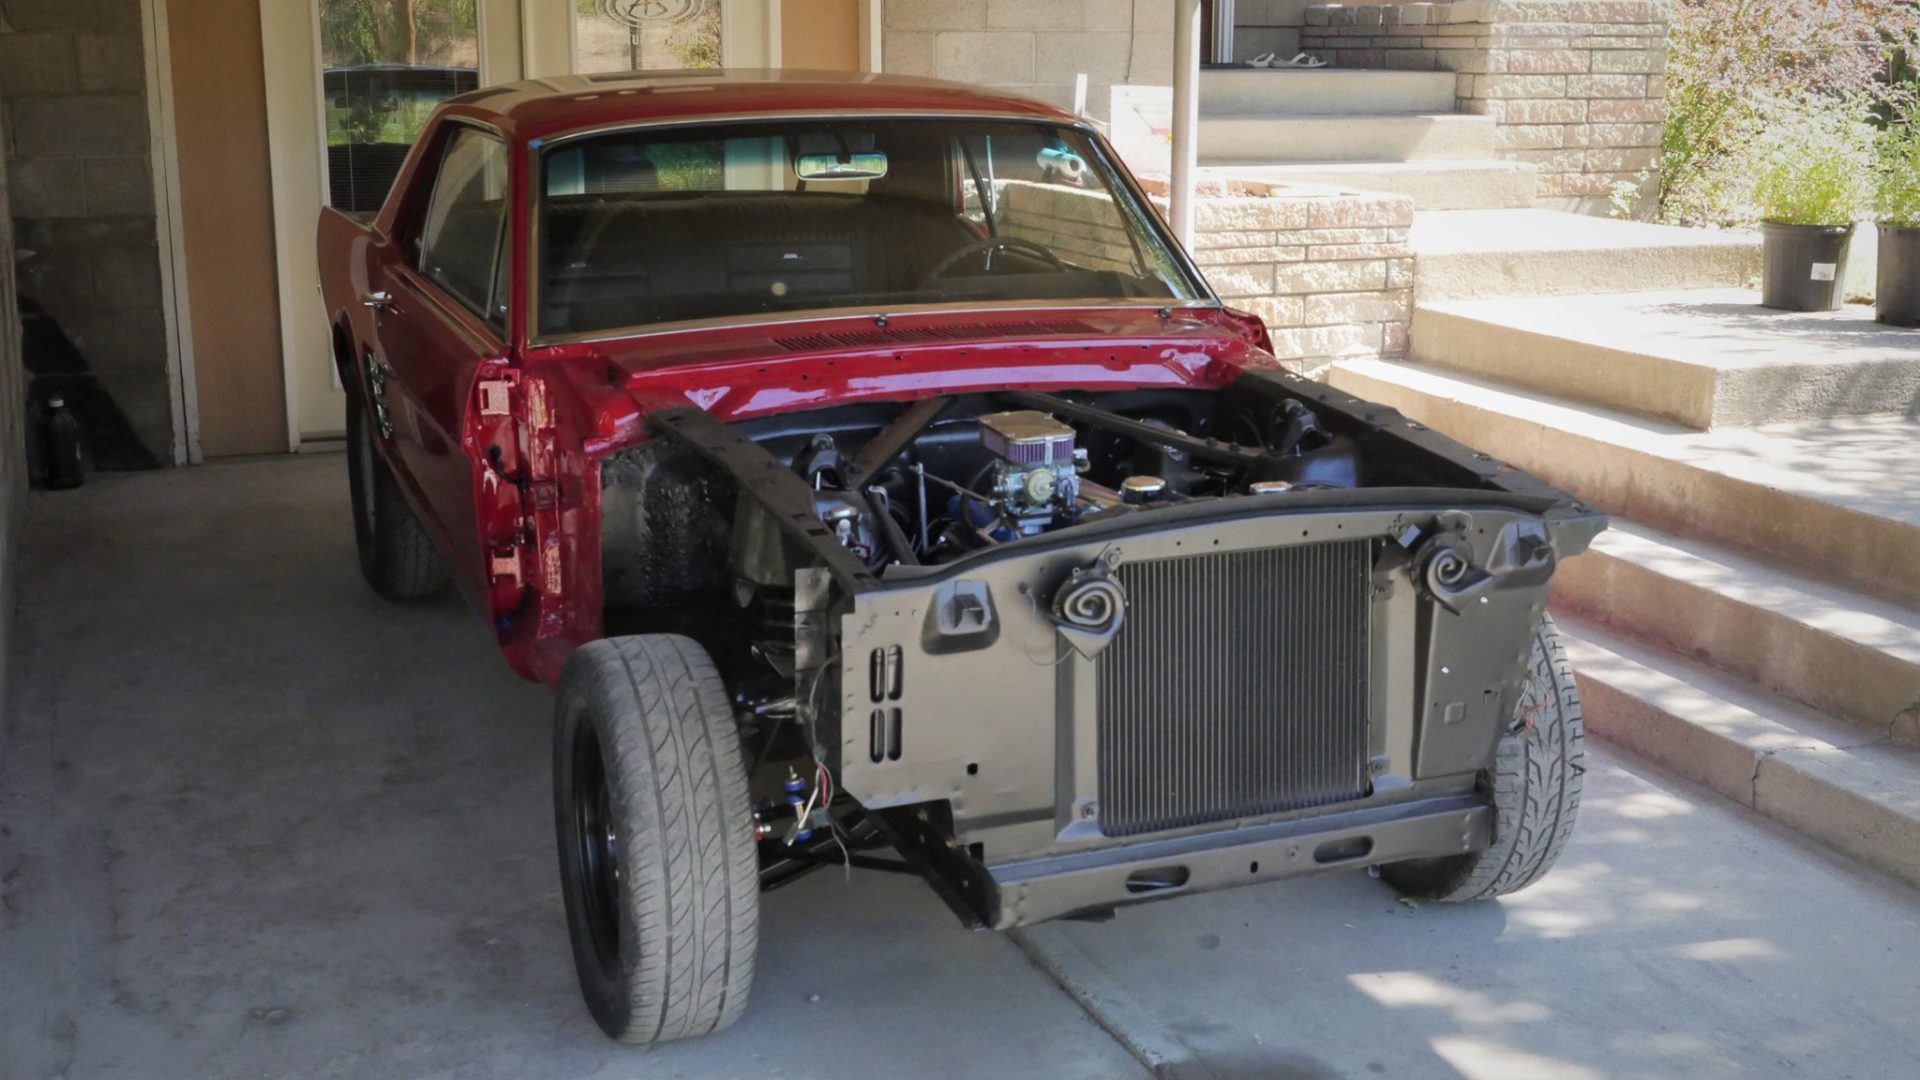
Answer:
140 0 201 464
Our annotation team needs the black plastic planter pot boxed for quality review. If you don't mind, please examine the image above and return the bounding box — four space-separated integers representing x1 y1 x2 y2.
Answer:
1760 222 1853 311
1877 224 1920 328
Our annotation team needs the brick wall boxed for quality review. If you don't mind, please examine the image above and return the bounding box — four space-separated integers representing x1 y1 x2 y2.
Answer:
1300 0 1670 212
1148 177 1415 371
882 0 1176 122
0 0 172 466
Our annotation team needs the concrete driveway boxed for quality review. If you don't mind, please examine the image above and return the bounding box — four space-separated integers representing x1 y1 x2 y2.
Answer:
4 456 1918 1080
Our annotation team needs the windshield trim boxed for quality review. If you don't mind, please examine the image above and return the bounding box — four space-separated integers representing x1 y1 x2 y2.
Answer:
530 297 1223 349
525 111 1217 347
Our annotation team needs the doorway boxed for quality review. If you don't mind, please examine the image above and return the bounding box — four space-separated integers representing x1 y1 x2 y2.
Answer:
260 1 781 448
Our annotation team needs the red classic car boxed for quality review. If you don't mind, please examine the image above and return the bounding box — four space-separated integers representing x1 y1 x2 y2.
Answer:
317 70 1602 1046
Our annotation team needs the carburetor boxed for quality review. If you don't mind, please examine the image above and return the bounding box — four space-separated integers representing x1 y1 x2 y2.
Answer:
978 410 1080 535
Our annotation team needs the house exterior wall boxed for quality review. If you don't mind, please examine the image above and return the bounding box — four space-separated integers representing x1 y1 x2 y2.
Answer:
168 0 287 456
0 0 173 467
784 0 864 70
881 0 1176 122
1300 0 1670 212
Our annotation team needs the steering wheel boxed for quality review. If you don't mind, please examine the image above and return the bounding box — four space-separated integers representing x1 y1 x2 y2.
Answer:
917 236 1069 289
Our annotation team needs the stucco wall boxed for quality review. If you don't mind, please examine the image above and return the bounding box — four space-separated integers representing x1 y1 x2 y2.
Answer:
0 0 172 468
882 0 1176 122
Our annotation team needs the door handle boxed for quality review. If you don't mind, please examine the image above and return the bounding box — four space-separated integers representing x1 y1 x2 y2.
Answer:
361 291 394 310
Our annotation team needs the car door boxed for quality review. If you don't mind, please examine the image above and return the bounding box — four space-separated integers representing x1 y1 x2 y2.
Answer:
365 123 515 600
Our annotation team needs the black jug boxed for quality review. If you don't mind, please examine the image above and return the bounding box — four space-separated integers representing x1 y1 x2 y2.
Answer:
44 394 84 490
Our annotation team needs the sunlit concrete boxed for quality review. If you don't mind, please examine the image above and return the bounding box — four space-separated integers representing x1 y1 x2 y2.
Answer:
1554 522 1920 743
1018 743 1920 1079
1411 289 1920 428
1329 359 1920 604
5 457 1919 1079
1409 209 1761 301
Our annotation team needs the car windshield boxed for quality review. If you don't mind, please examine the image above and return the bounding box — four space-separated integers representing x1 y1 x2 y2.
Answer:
536 118 1208 338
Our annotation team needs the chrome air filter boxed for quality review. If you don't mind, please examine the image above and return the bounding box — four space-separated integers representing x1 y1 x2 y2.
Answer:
978 410 1076 467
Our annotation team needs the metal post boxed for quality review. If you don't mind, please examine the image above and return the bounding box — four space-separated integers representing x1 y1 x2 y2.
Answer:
1170 0 1203 250
1212 0 1237 63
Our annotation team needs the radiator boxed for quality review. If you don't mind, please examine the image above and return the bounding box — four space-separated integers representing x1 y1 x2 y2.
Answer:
1095 540 1375 837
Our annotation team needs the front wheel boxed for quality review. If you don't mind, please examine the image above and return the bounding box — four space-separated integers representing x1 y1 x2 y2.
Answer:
554 635 760 1044
1381 614 1585 902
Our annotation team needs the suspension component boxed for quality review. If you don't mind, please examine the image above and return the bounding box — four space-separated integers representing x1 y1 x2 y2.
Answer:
783 770 814 844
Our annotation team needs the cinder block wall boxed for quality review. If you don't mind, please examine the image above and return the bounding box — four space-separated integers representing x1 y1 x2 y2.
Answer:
0 0 173 466
0 96 21 702
882 0 1176 122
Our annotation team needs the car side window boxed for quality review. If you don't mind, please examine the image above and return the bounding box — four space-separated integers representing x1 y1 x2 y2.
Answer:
417 126 510 329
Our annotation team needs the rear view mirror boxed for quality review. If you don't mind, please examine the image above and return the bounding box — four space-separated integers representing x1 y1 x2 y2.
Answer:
796 152 889 181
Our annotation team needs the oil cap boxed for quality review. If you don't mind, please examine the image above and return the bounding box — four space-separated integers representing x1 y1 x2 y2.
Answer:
1120 475 1167 505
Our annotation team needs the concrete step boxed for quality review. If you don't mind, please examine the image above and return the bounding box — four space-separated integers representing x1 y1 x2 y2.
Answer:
1412 289 1920 428
1198 113 1494 164
1554 521 1920 740
1201 159 1535 211
1561 618 1920 891
1326 359 1920 605
1410 210 1762 301
1199 67 1458 116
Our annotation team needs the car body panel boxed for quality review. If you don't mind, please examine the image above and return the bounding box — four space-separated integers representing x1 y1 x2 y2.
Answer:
319 73 1257 682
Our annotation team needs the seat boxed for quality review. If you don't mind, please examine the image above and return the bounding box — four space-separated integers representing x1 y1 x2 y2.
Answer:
540 192 976 335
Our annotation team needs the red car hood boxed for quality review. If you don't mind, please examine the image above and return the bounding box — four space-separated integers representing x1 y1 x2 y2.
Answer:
528 306 1281 453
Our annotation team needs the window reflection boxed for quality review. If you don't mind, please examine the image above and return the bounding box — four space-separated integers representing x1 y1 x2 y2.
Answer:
320 0 480 214
574 0 723 74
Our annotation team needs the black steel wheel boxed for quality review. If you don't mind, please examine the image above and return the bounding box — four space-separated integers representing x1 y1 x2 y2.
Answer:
553 635 759 1044
346 400 448 601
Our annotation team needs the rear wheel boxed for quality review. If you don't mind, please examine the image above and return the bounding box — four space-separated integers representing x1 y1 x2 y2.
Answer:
346 401 448 601
1382 614 1584 901
554 635 759 1044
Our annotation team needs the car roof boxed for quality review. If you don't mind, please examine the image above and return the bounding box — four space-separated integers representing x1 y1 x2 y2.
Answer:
442 68 1080 143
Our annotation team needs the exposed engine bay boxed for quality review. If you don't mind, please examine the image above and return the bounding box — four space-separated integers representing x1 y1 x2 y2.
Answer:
602 385 1385 608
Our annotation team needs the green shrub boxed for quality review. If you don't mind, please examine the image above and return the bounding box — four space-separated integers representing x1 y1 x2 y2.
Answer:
1877 124 1920 226
1748 96 1875 226
1653 1 1920 224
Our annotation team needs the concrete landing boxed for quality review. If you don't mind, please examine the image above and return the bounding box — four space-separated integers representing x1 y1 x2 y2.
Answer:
1563 619 1920 892
1411 210 1762 300
1200 67 1458 116
1414 289 1920 428
1200 113 1495 164
1329 359 1920 604
1204 159 1537 211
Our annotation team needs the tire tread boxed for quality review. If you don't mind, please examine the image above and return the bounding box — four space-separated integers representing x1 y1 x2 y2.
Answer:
556 634 757 1044
1383 614 1585 902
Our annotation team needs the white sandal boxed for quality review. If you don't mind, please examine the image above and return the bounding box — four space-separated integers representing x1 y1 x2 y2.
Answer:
1278 52 1328 68
1247 52 1277 68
